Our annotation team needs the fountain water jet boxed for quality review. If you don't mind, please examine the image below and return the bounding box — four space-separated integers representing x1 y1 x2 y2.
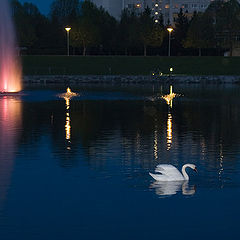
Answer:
0 0 22 93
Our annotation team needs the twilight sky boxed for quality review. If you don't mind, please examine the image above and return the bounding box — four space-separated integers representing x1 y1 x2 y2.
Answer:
19 0 53 15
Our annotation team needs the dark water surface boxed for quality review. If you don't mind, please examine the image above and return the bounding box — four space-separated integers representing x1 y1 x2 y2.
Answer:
0 84 240 240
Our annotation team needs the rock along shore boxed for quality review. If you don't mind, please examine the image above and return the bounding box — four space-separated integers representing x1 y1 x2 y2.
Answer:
23 74 240 85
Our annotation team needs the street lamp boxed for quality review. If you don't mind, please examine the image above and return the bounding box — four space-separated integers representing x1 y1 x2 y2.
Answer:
167 27 173 57
65 27 71 56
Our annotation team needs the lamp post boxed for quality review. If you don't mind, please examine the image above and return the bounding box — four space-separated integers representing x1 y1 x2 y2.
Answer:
65 27 71 56
167 27 173 57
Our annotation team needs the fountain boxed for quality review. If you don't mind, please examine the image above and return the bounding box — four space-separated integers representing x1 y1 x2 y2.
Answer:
0 0 22 93
161 86 177 108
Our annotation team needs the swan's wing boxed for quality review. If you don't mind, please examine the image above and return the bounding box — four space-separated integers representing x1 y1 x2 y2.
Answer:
155 164 178 174
149 172 170 181
155 164 183 179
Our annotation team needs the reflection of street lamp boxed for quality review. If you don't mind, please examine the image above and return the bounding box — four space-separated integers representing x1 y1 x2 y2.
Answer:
167 112 172 150
65 27 71 56
167 27 173 57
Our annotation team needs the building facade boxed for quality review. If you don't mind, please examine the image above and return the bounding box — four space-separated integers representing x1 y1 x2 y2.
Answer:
150 0 211 24
90 0 123 19
90 0 212 23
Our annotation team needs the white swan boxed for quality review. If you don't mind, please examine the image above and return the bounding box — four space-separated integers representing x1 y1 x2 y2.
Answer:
149 164 197 181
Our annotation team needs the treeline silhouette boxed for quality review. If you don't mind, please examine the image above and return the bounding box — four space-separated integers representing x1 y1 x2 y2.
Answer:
11 0 240 56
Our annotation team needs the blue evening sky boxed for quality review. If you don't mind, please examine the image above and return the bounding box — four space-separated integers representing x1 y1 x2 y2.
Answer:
19 0 53 15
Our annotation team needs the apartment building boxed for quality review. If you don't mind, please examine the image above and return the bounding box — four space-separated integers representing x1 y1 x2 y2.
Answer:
151 0 211 24
90 0 212 23
90 0 123 19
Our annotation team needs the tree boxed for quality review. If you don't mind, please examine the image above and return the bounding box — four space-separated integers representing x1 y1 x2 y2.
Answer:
70 0 117 55
139 8 153 56
12 1 38 49
215 0 240 56
119 9 140 55
50 0 80 27
71 18 99 56
139 8 164 56
184 12 215 56
95 7 117 55
172 8 189 55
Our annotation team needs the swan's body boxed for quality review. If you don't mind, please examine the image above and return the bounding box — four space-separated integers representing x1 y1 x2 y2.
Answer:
149 164 197 181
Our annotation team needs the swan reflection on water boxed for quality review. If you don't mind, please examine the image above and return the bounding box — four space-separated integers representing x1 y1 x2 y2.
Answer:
150 181 196 197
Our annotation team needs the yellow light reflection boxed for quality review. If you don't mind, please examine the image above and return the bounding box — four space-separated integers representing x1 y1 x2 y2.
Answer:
65 95 71 141
58 88 78 143
65 112 71 140
162 85 176 108
65 98 70 110
167 112 172 150
154 128 158 160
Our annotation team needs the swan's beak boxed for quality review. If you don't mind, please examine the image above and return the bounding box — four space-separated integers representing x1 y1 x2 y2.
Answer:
194 167 198 173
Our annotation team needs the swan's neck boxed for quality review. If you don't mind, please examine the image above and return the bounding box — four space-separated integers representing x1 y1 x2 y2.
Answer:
181 165 189 180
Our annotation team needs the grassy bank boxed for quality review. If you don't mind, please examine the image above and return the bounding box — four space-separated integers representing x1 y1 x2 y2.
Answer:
21 56 240 76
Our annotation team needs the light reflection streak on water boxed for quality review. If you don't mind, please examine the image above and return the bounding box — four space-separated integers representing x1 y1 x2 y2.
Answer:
219 142 224 187
154 120 158 160
58 88 78 147
167 112 172 150
0 97 22 207
65 97 71 142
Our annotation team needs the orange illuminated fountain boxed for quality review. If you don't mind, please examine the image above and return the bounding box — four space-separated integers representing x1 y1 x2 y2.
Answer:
59 87 78 100
0 0 22 93
161 86 177 108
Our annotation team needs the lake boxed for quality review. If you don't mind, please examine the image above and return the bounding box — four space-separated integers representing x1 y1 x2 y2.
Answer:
0 84 240 240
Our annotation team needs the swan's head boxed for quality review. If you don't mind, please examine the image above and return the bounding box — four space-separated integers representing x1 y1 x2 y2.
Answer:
188 164 197 173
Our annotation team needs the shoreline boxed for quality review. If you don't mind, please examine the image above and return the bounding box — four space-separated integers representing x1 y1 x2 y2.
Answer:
23 74 240 85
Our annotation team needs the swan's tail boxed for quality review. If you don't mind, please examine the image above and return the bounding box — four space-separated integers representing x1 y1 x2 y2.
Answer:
149 172 168 181
149 172 160 181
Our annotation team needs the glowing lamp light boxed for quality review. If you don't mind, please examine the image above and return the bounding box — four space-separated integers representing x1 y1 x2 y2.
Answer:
167 27 173 33
65 27 71 32
170 67 173 72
